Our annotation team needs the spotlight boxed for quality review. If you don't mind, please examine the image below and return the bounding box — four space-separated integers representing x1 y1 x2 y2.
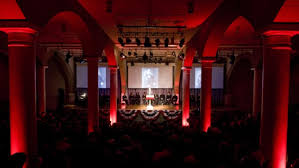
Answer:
134 52 138 57
155 39 160 47
79 92 87 100
143 52 148 62
179 38 185 48
120 52 126 59
136 38 141 46
126 37 132 44
164 38 169 47
144 37 151 47
118 37 125 47
65 50 72 64
128 51 132 56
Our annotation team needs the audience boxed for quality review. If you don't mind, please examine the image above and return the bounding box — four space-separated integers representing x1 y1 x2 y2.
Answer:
0 109 297 168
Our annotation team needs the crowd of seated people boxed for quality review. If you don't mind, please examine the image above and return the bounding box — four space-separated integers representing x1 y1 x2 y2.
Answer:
0 109 298 168
123 91 178 105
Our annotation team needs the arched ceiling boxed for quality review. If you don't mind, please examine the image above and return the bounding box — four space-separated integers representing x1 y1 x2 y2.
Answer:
78 0 224 44
221 16 260 45
0 0 25 19
274 0 299 22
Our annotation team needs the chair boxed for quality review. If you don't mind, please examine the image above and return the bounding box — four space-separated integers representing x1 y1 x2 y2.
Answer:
172 95 178 105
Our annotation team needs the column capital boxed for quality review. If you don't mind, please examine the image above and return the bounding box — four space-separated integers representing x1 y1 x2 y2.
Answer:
0 27 36 47
263 30 295 50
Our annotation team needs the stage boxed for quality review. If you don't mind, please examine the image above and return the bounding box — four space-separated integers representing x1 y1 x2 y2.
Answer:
119 104 181 111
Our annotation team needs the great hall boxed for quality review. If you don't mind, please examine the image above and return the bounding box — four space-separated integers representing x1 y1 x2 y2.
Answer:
0 0 298 168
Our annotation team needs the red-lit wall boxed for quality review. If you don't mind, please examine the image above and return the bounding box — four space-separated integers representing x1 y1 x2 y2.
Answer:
46 59 66 111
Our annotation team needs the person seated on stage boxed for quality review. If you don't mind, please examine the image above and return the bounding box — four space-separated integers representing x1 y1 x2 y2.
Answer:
135 92 141 105
166 92 172 105
160 92 166 105
172 94 178 105
122 94 128 105
129 92 134 105
142 92 147 105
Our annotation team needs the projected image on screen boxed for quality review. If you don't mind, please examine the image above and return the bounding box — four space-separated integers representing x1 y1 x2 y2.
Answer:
98 67 106 88
142 68 158 88
195 67 202 88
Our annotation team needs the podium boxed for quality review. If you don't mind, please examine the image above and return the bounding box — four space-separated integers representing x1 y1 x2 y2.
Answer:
146 88 154 110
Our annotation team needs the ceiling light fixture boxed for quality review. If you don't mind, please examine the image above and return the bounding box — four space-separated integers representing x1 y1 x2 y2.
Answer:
144 37 151 47
179 38 185 48
164 38 169 47
136 38 141 46
155 39 160 47
126 37 132 44
120 52 126 59
118 37 125 47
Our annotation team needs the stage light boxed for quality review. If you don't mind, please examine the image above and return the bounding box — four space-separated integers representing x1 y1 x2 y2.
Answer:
164 38 169 47
128 51 132 56
126 37 132 44
179 38 185 48
155 38 160 47
65 50 72 64
143 52 148 62
79 92 87 100
144 37 151 47
136 38 141 46
120 52 126 59
118 37 125 47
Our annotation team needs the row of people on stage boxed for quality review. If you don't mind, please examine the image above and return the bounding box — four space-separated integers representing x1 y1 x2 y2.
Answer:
122 92 178 105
